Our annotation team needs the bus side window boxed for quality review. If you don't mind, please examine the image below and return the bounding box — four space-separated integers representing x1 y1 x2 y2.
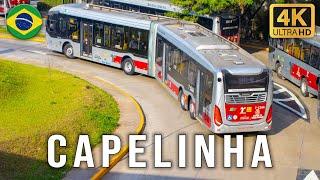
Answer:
68 17 79 42
188 61 197 88
156 36 164 66
94 23 104 47
104 24 111 49
58 16 68 37
302 41 311 64
128 28 148 57
180 52 190 77
112 26 124 50
203 72 213 107
311 46 320 70
47 16 57 35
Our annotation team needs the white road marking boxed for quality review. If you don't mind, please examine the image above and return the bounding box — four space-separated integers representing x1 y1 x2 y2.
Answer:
273 88 286 94
273 82 308 120
304 170 319 180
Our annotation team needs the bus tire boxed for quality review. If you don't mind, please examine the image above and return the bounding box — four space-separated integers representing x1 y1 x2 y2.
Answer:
300 78 309 97
275 63 285 80
178 90 187 111
189 99 196 120
63 43 75 59
122 58 135 75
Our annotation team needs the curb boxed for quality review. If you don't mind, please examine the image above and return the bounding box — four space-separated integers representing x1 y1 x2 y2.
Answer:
91 76 146 180
0 33 45 43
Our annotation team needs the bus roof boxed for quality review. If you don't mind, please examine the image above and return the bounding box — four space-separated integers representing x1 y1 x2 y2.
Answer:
49 3 173 30
50 3 266 75
108 0 183 12
158 22 266 74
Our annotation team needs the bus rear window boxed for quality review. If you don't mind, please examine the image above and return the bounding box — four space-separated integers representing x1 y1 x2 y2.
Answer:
224 71 269 93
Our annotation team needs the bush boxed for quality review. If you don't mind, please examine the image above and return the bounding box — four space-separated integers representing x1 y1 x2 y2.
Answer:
37 0 74 12
37 2 51 12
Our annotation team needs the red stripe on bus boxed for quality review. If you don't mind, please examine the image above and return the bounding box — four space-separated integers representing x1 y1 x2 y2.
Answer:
134 60 148 70
113 56 122 64
166 80 179 96
291 64 318 90
157 71 162 79
202 112 211 128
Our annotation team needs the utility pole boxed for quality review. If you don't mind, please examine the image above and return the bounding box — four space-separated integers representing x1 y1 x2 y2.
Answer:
4 0 7 31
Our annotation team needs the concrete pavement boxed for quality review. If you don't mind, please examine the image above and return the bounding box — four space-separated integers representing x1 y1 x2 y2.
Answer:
0 39 319 180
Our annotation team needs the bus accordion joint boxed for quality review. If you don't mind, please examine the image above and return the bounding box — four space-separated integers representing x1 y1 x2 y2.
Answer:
214 105 222 126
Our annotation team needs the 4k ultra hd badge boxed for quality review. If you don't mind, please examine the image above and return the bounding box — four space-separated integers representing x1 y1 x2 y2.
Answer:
270 4 315 38
6 4 42 40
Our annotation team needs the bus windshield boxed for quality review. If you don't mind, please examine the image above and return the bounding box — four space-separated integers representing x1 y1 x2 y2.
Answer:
224 71 269 92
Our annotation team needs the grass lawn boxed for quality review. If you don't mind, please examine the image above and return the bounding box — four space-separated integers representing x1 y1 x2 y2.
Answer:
0 25 46 42
0 60 120 179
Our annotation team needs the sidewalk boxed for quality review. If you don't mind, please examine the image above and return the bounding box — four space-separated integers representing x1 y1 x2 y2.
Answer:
63 75 145 180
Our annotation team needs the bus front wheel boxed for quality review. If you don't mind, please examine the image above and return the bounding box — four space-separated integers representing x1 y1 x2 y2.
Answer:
275 63 285 80
300 78 309 97
63 44 75 59
122 58 135 75
189 99 196 120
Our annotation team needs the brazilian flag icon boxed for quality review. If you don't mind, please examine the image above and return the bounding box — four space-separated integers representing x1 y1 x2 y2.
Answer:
6 4 42 40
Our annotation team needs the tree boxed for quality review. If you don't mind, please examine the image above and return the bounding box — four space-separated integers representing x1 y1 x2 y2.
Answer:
170 0 255 16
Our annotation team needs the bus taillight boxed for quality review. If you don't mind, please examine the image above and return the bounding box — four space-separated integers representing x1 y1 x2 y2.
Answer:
266 106 272 124
214 105 222 126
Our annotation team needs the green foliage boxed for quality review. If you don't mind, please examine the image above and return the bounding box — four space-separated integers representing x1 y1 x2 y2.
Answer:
0 60 119 179
43 0 64 7
170 0 255 15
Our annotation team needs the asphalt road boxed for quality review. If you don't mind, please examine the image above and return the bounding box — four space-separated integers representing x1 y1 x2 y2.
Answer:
0 39 319 180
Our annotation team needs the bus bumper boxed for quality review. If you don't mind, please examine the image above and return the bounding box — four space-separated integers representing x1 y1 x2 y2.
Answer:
212 122 272 134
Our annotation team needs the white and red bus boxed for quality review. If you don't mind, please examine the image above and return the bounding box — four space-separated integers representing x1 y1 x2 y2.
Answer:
269 27 320 97
92 0 241 44
46 4 273 133
0 0 30 15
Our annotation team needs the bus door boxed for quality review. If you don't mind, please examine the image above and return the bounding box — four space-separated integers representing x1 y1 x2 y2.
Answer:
197 70 213 127
155 38 165 82
81 22 93 57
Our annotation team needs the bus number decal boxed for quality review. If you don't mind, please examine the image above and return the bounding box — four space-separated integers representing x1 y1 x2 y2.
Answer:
225 103 267 122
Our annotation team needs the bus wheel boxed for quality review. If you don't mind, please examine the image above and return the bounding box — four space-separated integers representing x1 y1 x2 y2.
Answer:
275 63 285 80
300 78 309 97
122 58 135 75
63 44 75 59
178 90 187 111
189 99 196 120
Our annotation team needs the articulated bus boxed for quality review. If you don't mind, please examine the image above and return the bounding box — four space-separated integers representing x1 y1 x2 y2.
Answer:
92 0 241 44
46 4 272 133
0 0 30 15
269 27 320 97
